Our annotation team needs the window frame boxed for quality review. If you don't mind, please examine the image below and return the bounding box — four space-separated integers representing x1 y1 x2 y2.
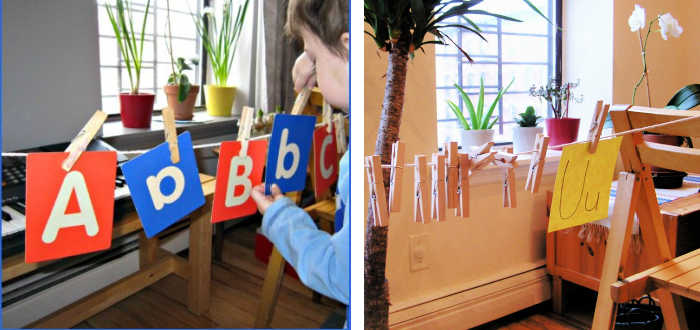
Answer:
96 0 205 118
435 0 563 144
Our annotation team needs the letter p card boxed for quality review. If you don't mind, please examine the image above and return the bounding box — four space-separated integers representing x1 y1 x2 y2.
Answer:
212 140 268 223
265 114 316 194
26 151 117 263
121 131 205 238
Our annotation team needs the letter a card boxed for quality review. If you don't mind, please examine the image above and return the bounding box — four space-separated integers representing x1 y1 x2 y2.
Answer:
121 131 204 238
313 126 338 199
25 151 117 263
212 140 268 223
548 137 623 233
265 114 316 194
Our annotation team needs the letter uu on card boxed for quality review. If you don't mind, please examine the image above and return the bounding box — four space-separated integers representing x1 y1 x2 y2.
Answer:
548 137 623 233
121 131 205 238
265 114 316 194
211 140 267 223
25 151 117 263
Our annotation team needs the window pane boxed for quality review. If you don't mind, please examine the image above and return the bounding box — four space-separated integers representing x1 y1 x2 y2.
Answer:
460 32 498 57
436 56 459 88
101 67 120 96
502 35 548 62
99 37 119 66
436 120 464 147
102 96 119 115
502 64 549 93
436 88 459 120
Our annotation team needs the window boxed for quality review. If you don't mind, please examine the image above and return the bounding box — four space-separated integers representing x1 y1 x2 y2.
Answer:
435 0 559 145
97 0 203 115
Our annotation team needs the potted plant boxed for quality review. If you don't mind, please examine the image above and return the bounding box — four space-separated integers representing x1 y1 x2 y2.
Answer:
163 0 199 120
512 106 543 153
529 78 583 149
448 77 513 150
106 0 154 128
194 0 250 117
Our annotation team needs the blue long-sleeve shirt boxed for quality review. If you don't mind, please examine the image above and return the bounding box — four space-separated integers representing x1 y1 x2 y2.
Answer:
261 151 349 304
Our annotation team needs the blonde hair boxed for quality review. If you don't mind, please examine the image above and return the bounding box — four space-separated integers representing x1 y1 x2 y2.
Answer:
285 0 349 58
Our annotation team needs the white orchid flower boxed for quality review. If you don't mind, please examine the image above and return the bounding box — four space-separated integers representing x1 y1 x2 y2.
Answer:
628 4 646 32
658 13 683 40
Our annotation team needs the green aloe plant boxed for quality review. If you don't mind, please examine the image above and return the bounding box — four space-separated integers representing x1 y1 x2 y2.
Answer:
105 0 151 95
448 77 513 130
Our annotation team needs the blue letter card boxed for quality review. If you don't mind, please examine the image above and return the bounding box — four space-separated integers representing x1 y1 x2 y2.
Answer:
121 131 205 237
265 114 316 194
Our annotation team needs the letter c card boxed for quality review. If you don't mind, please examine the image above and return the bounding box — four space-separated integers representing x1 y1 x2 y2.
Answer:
265 114 316 194
26 151 117 263
313 126 338 198
121 131 205 238
211 140 267 223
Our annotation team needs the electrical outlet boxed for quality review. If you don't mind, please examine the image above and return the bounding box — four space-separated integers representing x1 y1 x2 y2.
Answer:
409 233 430 272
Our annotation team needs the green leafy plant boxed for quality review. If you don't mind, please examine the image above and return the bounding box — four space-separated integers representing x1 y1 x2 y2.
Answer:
193 0 250 86
448 77 513 130
167 58 199 102
105 0 151 95
515 106 541 127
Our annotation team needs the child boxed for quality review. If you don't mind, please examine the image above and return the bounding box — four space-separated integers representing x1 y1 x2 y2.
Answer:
251 0 349 306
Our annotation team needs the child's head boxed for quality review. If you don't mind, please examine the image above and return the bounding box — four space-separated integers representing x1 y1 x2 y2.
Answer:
286 0 349 110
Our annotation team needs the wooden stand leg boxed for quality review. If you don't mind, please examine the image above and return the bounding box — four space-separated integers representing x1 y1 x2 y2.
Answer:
552 276 564 314
139 232 158 269
654 288 686 330
255 248 286 328
592 173 639 330
214 222 225 262
187 198 213 315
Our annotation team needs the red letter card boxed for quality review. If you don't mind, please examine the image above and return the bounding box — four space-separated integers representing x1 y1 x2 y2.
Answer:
25 151 117 263
211 140 268 223
313 126 338 199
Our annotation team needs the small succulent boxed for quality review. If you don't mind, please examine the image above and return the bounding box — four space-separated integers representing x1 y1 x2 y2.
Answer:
167 57 199 102
515 106 541 127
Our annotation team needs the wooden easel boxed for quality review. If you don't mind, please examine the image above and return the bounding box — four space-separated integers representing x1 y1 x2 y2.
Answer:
591 105 691 329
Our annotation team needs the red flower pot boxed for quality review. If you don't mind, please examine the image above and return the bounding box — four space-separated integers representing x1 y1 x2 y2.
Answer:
545 117 580 150
119 93 155 128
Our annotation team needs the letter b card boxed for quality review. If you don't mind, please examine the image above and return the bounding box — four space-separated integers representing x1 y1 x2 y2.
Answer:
121 131 205 238
211 140 267 223
25 151 116 263
265 114 316 194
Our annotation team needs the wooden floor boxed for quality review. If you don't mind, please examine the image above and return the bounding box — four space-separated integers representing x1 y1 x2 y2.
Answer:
75 220 344 328
473 303 587 330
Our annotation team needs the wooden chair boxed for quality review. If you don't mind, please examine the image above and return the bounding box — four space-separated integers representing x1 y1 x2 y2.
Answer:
591 106 700 329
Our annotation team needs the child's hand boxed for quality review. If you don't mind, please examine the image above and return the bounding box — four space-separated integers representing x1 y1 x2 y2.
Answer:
251 183 285 215
292 52 316 92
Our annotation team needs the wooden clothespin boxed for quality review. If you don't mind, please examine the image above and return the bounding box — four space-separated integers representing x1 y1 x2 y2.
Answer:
389 141 405 212
413 154 430 223
494 153 518 208
366 155 389 227
468 141 494 157
291 87 312 115
322 101 333 133
61 110 108 171
587 101 609 153
471 151 496 171
333 113 347 154
455 153 471 218
161 108 180 164
444 142 459 209
525 133 550 193
237 106 255 156
431 153 447 222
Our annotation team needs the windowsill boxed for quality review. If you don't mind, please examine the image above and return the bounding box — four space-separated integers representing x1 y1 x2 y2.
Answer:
469 148 562 186
102 109 239 151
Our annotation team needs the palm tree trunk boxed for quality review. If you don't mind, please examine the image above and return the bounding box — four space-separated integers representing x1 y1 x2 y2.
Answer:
365 46 409 330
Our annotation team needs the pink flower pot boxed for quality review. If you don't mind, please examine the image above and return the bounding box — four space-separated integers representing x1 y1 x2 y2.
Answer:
545 118 580 150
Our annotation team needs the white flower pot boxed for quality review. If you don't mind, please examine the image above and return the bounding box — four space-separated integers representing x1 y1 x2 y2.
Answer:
512 126 544 153
460 129 494 150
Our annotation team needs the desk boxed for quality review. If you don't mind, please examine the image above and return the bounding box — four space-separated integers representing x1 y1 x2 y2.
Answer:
2 174 216 328
545 191 700 313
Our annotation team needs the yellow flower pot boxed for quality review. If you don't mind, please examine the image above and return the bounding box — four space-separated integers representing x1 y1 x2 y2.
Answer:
205 85 237 117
